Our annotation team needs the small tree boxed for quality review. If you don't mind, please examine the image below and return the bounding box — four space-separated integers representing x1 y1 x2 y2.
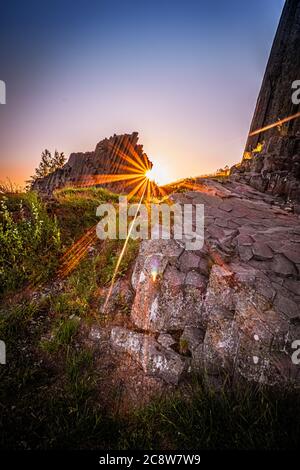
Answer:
27 149 66 189
51 150 66 171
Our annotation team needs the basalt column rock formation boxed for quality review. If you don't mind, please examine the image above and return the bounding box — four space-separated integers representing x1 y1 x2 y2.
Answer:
110 179 300 386
232 0 300 202
33 132 152 195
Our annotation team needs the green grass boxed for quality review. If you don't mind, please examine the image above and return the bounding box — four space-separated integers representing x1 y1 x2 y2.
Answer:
0 301 38 341
1 188 300 450
43 238 139 321
119 377 300 450
54 186 120 243
0 187 138 298
68 255 99 302
1 298 300 450
55 186 120 203
0 297 107 449
96 238 139 285
41 317 80 353
49 292 88 317
0 191 61 295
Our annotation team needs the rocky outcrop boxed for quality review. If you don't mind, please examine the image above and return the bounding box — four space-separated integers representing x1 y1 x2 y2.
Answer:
110 180 300 386
111 327 188 385
245 0 300 153
33 132 152 195
232 0 300 202
232 134 300 203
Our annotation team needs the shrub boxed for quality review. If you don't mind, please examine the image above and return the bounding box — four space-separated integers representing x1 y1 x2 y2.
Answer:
0 192 61 294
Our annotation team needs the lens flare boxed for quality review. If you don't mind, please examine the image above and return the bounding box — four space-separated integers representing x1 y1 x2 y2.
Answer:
102 183 147 312
151 267 158 282
54 142 171 302
249 111 300 137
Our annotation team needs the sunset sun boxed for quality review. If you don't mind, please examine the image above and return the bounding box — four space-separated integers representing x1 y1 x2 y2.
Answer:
145 163 170 186
145 168 154 180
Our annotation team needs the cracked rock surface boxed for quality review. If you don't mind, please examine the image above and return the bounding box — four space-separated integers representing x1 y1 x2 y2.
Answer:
111 179 300 386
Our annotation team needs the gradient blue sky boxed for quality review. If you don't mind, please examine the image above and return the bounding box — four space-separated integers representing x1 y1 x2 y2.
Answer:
0 0 285 185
